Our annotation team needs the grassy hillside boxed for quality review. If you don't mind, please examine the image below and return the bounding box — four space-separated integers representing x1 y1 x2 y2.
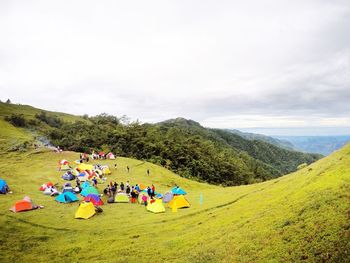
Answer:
0 123 349 262
1 103 322 186
0 102 87 123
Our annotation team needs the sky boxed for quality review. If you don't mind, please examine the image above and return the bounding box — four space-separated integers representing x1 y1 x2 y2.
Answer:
1 0 350 135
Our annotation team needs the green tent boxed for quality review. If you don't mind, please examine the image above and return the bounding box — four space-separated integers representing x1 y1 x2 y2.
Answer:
115 194 129 203
81 186 99 197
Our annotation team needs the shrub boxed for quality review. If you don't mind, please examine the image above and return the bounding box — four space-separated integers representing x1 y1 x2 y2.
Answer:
5 114 27 127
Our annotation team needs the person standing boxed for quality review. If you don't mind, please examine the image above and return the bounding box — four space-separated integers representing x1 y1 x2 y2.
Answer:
151 184 155 198
127 166 130 173
147 169 150 176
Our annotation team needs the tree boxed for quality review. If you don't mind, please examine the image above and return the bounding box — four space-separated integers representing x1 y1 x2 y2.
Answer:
6 99 11 104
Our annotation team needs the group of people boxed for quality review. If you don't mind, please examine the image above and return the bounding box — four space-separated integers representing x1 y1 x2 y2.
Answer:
103 181 156 204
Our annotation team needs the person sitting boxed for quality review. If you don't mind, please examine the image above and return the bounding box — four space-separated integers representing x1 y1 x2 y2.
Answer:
103 185 110 197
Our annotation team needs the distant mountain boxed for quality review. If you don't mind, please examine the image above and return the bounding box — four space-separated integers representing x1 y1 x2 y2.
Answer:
275 136 350 155
228 129 297 150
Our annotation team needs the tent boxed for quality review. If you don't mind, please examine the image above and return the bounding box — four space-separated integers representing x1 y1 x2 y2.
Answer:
43 187 58 196
84 194 104 206
9 196 42 213
147 199 165 213
39 182 53 191
71 168 80 176
77 163 93 171
115 194 129 203
0 179 9 194
75 202 96 219
168 195 190 209
102 167 111 175
80 186 99 197
59 160 68 165
81 181 91 189
62 172 75 181
163 192 173 203
60 164 71 171
61 182 74 193
171 187 187 195
55 192 79 203
106 152 116 159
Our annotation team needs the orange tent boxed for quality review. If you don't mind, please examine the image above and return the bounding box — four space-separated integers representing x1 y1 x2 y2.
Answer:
9 196 42 213
10 200 33 213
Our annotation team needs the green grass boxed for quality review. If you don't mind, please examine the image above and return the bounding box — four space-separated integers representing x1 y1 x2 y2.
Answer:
0 102 88 123
0 116 349 262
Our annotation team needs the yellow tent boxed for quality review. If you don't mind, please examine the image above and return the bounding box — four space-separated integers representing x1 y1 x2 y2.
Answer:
75 202 96 219
78 163 93 171
147 199 165 213
168 195 190 209
102 167 111 175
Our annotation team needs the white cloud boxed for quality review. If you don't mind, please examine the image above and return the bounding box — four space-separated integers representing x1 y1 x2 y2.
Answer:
1 0 350 131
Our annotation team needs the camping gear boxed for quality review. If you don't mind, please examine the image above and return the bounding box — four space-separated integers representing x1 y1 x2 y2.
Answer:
80 186 99 197
102 166 111 175
59 160 68 165
59 160 71 171
171 187 187 195
10 196 43 213
147 199 165 213
81 181 91 189
71 168 80 176
55 192 79 203
107 196 115 203
106 152 116 159
75 202 96 219
0 178 9 194
139 183 146 191
77 172 89 182
43 187 58 196
168 195 190 209
39 182 53 191
115 194 129 203
62 172 75 181
162 192 173 203
84 194 104 206
77 163 93 171
62 183 74 193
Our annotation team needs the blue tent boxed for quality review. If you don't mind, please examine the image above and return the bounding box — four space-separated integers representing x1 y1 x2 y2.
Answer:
62 172 75 181
81 181 91 189
171 187 187 195
55 192 79 203
0 178 8 194
80 186 99 197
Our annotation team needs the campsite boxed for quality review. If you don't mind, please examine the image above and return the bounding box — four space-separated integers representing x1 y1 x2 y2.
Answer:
2 1 350 262
1 127 350 262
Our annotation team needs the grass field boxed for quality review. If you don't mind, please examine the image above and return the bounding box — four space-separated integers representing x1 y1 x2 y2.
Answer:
0 110 349 262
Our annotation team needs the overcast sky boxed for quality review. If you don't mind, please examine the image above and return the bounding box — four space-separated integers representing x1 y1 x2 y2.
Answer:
1 0 350 134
